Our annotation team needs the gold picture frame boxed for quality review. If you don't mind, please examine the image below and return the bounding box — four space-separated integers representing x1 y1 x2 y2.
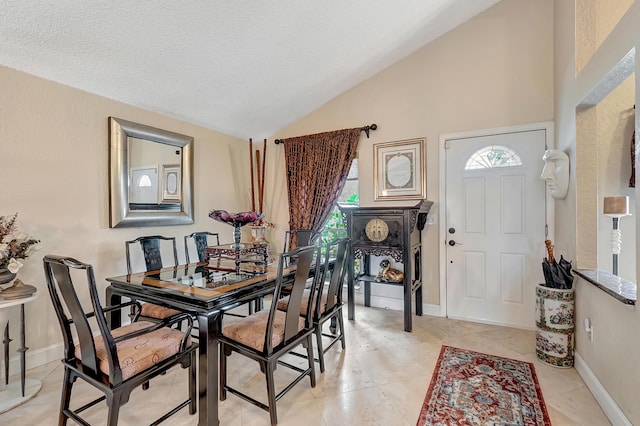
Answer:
374 138 425 201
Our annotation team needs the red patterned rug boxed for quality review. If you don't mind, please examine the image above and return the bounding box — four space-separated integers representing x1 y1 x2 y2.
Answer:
417 346 551 426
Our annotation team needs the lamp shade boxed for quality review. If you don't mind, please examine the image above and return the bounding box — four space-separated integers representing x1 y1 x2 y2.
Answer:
603 196 630 216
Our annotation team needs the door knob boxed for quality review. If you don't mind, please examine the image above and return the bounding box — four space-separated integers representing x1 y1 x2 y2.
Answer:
448 240 461 246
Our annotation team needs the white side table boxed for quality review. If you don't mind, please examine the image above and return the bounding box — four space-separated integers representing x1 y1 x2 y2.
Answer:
0 292 42 413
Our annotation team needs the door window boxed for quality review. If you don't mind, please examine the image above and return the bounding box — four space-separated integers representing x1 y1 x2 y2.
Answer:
465 145 523 170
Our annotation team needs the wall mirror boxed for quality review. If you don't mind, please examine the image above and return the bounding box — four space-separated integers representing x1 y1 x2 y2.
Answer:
109 117 194 228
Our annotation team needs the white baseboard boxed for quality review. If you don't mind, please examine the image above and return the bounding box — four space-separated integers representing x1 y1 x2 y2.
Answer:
364 294 442 317
574 352 632 426
7 342 62 377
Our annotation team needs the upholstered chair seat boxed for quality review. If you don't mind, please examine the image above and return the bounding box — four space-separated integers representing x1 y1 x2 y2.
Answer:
74 320 191 381
140 303 182 320
222 310 305 352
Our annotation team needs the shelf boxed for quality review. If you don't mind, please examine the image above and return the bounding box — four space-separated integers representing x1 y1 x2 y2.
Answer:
574 269 636 305
355 274 403 286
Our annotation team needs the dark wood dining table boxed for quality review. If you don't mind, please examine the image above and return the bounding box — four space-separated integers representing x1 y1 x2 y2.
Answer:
106 261 287 426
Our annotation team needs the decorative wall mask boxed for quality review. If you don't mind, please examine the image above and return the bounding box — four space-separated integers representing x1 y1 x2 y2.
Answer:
541 149 569 200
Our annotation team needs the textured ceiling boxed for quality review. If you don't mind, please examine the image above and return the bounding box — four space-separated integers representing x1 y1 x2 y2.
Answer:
0 0 499 139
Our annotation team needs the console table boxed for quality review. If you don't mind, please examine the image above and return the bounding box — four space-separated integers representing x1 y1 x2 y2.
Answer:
339 200 433 332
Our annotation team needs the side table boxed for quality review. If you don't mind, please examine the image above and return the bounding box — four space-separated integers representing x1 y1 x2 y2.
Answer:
0 292 42 413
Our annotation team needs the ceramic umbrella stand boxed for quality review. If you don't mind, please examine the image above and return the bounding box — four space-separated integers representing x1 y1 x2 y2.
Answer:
535 284 575 367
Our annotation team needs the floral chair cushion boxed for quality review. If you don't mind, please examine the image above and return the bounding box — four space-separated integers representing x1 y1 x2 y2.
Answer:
140 302 182 319
74 321 190 381
222 310 305 352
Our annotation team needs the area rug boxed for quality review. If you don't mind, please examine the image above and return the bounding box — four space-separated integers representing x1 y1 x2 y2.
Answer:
417 345 551 426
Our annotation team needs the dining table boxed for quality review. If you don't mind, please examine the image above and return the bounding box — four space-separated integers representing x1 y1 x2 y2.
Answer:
105 260 279 426
105 255 350 426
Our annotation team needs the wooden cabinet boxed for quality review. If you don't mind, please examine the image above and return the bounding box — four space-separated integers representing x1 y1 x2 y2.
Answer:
339 200 433 332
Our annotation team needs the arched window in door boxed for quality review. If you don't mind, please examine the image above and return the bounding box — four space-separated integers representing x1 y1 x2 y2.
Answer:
464 145 523 170
137 174 152 187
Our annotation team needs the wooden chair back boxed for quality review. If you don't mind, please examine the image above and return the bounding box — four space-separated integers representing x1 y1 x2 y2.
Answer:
283 229 321 252
316 237 350 318
44 255 127 382
125 235 178 274
184 231 220 263
265 244 319 353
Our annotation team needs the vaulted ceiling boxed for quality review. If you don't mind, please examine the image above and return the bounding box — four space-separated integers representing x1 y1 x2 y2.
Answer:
1 1 500 139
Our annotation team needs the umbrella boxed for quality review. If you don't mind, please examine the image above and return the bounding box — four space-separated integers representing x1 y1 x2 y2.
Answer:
558 255 574 289
542 240 573 289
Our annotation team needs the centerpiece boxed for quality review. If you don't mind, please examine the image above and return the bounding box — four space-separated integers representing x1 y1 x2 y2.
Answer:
209 210 264 248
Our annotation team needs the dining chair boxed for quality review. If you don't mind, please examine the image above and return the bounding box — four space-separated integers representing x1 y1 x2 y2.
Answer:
43 255 197 426
125 235 183 321
184 231 220 263
219 244 321 425
280 229 322 296
185 230 262 317
283 229 322 254
277 237 350 372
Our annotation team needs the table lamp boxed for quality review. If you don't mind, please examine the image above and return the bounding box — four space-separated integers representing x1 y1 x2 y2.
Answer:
603 196 631 275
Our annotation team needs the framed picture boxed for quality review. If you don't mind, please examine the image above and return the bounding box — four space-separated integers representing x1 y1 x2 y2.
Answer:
374 138 425 201
161 164 181 203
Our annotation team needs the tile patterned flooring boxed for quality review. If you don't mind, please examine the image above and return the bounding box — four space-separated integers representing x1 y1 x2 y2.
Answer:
0 305 611 425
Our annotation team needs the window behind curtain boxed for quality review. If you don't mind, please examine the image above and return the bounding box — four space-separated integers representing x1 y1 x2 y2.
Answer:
322 159 358 245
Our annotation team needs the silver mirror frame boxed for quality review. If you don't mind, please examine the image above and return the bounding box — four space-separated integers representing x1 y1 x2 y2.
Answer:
109 117 194 228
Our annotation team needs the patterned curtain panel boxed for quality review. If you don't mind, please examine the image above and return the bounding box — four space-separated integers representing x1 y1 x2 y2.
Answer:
283 128 361 239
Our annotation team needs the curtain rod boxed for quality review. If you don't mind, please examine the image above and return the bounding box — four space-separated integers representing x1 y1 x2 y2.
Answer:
274 123 377 145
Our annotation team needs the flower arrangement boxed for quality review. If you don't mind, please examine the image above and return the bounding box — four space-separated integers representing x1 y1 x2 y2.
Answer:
0 213 40 273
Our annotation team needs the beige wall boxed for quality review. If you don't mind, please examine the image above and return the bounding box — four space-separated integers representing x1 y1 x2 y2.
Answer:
596 76 636 281
271 0 553 306
0 65 250 365
555 1 640 423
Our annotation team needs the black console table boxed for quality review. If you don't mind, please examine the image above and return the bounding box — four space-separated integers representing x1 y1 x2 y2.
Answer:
339 200 433 332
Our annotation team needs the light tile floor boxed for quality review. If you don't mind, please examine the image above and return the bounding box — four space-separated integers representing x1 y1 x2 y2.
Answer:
0 305 611 425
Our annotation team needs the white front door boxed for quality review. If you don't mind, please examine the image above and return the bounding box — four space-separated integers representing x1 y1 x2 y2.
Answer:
445 129 546 328
130 166 159 204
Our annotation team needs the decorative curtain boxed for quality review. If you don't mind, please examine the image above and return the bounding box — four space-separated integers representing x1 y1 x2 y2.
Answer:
283 128 361 239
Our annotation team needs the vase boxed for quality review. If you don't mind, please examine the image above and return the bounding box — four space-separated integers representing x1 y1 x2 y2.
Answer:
0 269 17 285
250 225 267 244
535 284 575 368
